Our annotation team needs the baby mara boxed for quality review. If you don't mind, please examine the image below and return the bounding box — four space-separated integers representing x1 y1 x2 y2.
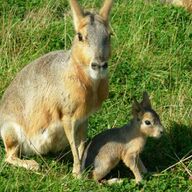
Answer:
82 92 164 184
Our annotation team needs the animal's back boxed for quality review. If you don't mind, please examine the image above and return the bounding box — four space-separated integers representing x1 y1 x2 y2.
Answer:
0 50 70 121
0 50 71 155
81 127 125 170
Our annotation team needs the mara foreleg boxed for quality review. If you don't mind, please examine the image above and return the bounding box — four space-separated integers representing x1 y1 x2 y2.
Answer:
122 154 143 183
62 117 84 177
76 120 88 162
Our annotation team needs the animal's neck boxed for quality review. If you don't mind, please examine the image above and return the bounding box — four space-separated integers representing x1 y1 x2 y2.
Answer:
124 119 146 140
71 57 99 89
66 47 108 110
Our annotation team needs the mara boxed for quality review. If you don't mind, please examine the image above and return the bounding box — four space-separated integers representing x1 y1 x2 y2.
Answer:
0 0 113 177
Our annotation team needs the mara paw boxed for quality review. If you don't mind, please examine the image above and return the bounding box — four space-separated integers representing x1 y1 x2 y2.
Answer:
24 159 40 171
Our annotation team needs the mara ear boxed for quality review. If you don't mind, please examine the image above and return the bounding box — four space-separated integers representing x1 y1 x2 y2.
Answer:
99 0 113 22
69 0 84 31
132 98 144 118
141 91 152 109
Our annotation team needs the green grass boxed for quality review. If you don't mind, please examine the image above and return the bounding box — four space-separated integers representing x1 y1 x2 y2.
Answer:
0 0 192 191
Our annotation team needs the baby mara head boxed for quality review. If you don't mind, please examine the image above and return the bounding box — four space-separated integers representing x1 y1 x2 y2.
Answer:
132 92 164 138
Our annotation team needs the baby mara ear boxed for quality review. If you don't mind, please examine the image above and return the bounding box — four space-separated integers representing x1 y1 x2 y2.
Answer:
132 92 152 119
140 91 152 109
132 98 144 119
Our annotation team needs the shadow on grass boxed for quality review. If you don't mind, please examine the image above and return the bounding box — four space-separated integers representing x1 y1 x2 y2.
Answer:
38 121 191 181
0 121 191 180
103 121 192 179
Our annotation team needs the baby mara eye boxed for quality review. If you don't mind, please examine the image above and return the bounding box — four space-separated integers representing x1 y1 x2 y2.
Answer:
77 32 83 41
145 120 151 125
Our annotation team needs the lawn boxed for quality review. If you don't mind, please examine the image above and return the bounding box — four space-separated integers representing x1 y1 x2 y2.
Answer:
0 0 192 191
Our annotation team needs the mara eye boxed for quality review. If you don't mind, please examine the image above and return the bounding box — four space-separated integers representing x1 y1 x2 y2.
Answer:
77 32 83 41
145 120 151 125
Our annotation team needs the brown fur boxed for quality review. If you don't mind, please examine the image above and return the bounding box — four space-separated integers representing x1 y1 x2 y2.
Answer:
81 92 164 183
162 0 192 12
0 0 113 176
99 0 113 21
183 0 192 11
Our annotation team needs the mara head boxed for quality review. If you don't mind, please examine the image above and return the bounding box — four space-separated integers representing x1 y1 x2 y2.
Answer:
132 92 164 138
69 0 113 80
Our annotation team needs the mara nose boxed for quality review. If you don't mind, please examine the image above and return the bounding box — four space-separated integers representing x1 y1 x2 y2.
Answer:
91 62 108 70
91 62 100 70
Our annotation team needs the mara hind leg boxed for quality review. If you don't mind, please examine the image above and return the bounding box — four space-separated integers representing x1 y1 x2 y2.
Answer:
92 164 111 181
91 159 119 182
1 122 39 171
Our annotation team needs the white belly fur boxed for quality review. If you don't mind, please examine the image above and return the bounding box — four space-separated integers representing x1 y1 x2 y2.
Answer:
1 121 69 156
25 121 69 155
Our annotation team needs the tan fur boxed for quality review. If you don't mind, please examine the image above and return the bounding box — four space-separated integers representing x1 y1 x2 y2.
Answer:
69 0 84 31
183 0 192 11
100 0 113 21
0 0 113 176
163 0 192 12
81 92 164 183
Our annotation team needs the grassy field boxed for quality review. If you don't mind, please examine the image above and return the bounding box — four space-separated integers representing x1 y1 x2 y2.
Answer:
0 0 192 191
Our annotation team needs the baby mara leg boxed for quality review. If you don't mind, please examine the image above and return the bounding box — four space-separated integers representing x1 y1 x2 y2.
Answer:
106 158 147 185
101 156 147 185
91 157 119 183
92 163 112 181
1 123 39 171
138 157 147 174
122 153 143 183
